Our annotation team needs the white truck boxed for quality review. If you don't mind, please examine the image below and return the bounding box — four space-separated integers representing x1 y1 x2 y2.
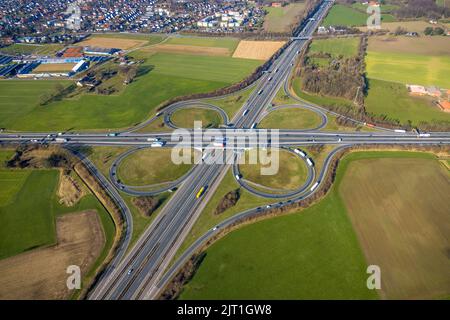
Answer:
150 141 164 147
310 181 319 192
394 129 406 133
418 133 431 138
258 89 263 95
243 109 249 116
250 123 257 129
294 148 306 158
146 137 160 142
55 138 68 143
306 158 314 167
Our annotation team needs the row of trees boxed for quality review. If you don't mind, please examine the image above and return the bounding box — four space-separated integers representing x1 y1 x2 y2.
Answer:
395 0 449 19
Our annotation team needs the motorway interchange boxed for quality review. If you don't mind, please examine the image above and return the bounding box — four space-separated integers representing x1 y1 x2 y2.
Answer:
1 0 450 300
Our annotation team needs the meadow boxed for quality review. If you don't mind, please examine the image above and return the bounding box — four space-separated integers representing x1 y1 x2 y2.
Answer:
171 108 223 128
366 51 450 88
309 37 359 58
179 151 449 299
164 36 240 54
239 149 308 191
117 148 193 186
323 4 395 27
0 48 261 131
0 43 64 55
365 79 450 126
260 107 323 130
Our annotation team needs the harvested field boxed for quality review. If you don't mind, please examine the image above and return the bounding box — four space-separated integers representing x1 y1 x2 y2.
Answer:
78 37 148 50
359 21 445 34
339 156 450 299
232 40 285 61
149 44 230 57
33 63 76 73
263 2 306 33
0 211 105 300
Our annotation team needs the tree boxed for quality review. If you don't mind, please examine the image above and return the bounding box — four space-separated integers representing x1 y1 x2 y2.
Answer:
424 26 434 35
433 27 445 35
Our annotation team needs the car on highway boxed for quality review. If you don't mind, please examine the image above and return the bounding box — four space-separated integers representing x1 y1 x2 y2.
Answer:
243 109 249 116
212 226 219 231
127 268 133 275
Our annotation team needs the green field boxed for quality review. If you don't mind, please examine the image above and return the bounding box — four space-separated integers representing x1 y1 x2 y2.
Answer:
260 107 323 130
0 80 72 130
0 169 59 259
239 149 308 191
171 108 223 128
323 4 395 27
117 148 193 186
365 79 450 126
0 49 261 131
89 33 165 46
0 43 64 55
309 37 359 58
366 51 450 88
165 36 240 54
351 3 399 13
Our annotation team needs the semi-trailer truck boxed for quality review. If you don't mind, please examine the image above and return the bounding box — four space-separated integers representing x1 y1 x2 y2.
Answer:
294 148 306 157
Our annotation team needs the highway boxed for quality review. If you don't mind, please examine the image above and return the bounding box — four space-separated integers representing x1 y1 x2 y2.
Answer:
1 0 449 300
86 0 336 300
